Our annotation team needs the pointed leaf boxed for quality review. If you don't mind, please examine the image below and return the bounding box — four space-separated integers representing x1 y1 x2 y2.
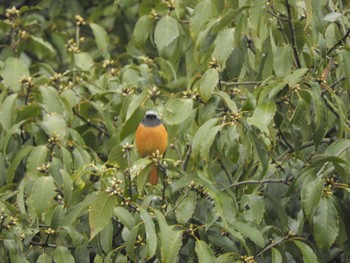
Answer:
200 68 219 102
301 177 323 221
140 208 157 259
212 28 235 67
89 191 118 239
155 210 183 263
54 246 75 263
164 98 193 125
74 52 94 71
133 15 152 47
195 240 215 263
0 57 30 92
154 16 180 52
0 94 17 130
247 102 276 134
271 248 282 263
26 145 48 174
30 176 56 216
294 240 318 263
313 197 339 251
90 23 110 58
40 86 64 114
114 207 135 230
6 145 34 183
231 220 265 247
175 190 197 225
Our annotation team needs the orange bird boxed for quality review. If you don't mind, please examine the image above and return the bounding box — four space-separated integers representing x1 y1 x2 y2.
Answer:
135 111 168 185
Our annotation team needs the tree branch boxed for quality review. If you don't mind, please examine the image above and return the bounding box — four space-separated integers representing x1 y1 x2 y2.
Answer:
223 178 289 190
284 0 302 68
221 81 261 86
72 107 110 137
327 29 350 55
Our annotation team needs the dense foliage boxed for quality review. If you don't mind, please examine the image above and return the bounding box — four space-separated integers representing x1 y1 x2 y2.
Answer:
0 0 350 262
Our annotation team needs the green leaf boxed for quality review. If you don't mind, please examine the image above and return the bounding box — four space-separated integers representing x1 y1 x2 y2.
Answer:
241 194 265 223
230 220 265 248
154 16 180 52
54 246 75 263
89 191 118 239
294 240 318 263
0 93 17 130
273 45 293 77
61 192 97 226
164 98 193 125
0 57 30 92
155 210 183 263
37 253 52 263
175 190 197 225
247 102 276 134
26 145 48 174
215 91 237 113
283 68 309 87
133 15 152 47
192 118 220 159
130 158 151 182
125 225 139 262
114 207 135 230
323 12 343 22
30 176 56 216
40 86 64 114
140 208 157 259
190 0 214 37
6 145 33 183
313 197 339 251
212 28 235 67
29 36 57 57
301 176 323 221
41 113 67 139
200 68 219 102
74 52 94 71
271 248 282 263
90 23 110 58
16 104 41 122
195 240 215 263
216 253 237 263
304 0 313 28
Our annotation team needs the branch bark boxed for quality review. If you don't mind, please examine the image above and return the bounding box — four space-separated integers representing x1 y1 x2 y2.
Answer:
284 0 302 68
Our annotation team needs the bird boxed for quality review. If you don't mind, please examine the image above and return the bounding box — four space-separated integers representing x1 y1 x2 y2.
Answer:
135 110 168 185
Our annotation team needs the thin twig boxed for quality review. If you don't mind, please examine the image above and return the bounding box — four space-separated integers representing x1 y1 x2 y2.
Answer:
182 144 192 172
165 189 190 217
278 127 294 152
326 1 350 47
221 81 262 86
125 150 133 198
223 178 288 190
327 29 350 55
284 0 302 68
267 8 289 21
72 107 110 137
255 236 291 257
218 158 233 184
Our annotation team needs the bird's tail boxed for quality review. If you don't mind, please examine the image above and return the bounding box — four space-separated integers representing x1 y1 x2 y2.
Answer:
150 164 158 185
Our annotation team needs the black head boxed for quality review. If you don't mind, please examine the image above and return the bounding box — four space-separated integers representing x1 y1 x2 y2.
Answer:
141 110 162 127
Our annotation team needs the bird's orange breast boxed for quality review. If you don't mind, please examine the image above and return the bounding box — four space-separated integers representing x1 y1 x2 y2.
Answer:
135 123 168 157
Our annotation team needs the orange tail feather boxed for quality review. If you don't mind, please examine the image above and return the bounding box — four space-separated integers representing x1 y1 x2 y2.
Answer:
150 165 158 185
